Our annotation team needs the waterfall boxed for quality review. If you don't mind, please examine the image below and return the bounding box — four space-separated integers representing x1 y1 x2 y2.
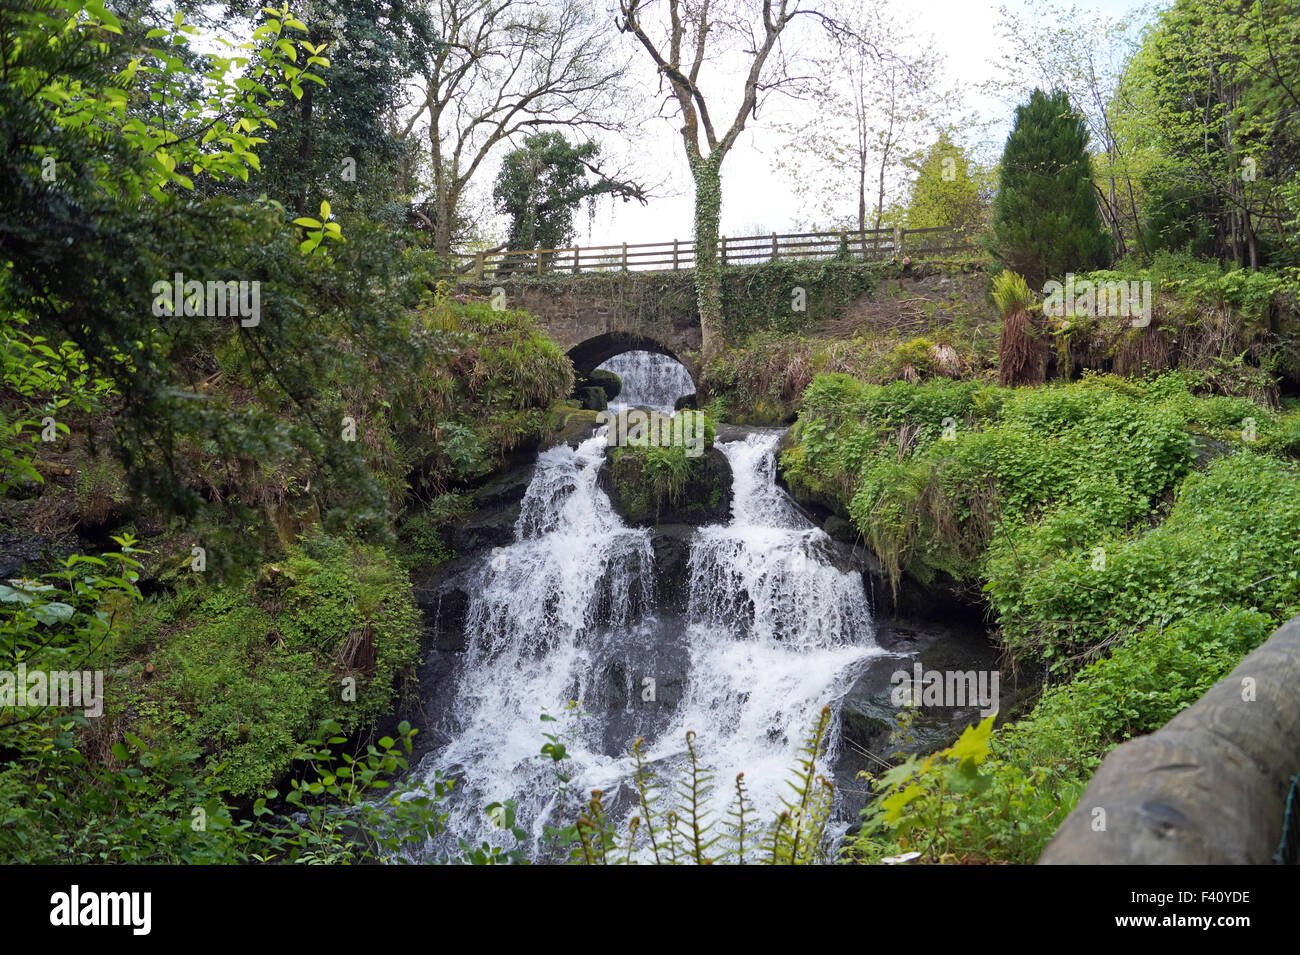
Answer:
597 350 694 413
413 427 880 862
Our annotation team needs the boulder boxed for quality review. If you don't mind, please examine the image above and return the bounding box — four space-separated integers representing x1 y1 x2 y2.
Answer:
600 445 732 526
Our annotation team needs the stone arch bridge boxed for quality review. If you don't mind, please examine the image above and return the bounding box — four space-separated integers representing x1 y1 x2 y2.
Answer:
455 277 704 385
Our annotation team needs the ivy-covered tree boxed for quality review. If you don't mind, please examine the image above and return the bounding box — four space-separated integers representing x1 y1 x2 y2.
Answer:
492 132 646 255
615 0 848 362
989 88 1111 287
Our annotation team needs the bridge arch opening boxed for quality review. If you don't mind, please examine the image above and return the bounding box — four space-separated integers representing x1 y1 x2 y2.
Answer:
567 332 690 381
568 333 697 413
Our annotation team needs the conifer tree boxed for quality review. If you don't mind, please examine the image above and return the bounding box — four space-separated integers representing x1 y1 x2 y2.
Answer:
990 89 1110 287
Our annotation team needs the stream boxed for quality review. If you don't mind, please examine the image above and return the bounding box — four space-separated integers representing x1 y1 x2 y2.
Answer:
409 352 1006 861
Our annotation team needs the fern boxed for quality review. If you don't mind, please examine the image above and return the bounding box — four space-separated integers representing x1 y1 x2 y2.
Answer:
571 708 838 865
723 772 754 864
991 269 1034 318
673 730 721 864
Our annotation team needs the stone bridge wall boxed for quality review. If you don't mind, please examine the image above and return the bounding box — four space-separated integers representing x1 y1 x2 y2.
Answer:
455 274 702 381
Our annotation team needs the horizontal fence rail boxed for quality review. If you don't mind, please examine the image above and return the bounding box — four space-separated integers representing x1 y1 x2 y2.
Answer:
1038 611 1300 865
452 226 977 281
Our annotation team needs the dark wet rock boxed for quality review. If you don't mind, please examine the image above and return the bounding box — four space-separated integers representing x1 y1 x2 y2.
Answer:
649 524 695 608
0 531 50 579
712 422 756 445
1190 433 1233 469
832 619 1024 823
577 385 607 411
578 618 691 755
467 459 534 511
823 515 858 543
450 502 519 552
674 392 698 411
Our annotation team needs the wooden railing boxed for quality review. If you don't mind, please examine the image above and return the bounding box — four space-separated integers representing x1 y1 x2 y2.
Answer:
1039 611 1300 865
453 225 976 281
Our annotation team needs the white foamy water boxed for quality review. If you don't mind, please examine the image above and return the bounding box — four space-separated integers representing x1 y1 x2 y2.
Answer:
598 350 694 413
413 428 880 862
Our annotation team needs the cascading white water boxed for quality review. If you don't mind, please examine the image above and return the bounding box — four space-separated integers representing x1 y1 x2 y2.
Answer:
598 350 694 413
414 427 881 861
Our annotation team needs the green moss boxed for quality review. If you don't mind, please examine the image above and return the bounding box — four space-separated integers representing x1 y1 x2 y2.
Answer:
122 535 420 797
784 370 1300 666
604 410 725 524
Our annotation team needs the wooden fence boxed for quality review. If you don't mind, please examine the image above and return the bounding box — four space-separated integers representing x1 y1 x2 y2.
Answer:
453 225 976 281
1039 611 1300 864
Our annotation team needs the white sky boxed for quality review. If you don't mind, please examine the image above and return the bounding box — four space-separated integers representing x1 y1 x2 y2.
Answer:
552 0 1160 248
193 0 1160 249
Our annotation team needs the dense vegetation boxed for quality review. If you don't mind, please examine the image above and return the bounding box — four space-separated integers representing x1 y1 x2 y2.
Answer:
782 370 1300 861
4 0 1300 869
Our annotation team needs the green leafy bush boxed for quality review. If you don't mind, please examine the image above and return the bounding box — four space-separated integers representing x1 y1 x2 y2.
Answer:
124 535 420 797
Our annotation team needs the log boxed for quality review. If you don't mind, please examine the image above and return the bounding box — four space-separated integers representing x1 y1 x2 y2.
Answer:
1038 612 1300 864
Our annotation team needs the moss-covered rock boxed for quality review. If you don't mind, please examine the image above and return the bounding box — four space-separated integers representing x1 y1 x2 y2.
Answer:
588 368 622 401
601 443 732 526
117 535 420 797
548 406 602 448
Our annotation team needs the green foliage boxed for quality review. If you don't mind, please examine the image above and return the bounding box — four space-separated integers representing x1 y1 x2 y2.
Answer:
719 259 889 340
785 371 1298 646
493 131 644 254
998 607 1276 779
124 535 420 797
851 607 1276 864
990 88 1111 286
988 451 1300 663
905 133 990 239
225 0 438 222
849 715 1023 864
1119 0 1300 268
0 713 446 864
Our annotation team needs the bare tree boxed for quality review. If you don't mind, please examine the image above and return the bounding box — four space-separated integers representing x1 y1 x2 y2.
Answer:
399 0 636 254
615 0 848 361
775 5 952 235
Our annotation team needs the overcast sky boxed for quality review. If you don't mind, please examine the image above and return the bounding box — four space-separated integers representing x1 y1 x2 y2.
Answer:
538 0 1161 249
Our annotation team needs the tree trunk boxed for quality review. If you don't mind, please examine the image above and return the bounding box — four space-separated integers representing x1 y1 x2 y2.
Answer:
429 104 454 256
434 198 453 256
690 153 724 363
858 151 867 235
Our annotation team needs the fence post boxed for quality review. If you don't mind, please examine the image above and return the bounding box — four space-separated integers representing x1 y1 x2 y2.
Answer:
474 251 484 282
621 242 628 271
721 235 727 266
573 246 580 275
673 238 679 270
895 227 904 261
771 232 778 261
